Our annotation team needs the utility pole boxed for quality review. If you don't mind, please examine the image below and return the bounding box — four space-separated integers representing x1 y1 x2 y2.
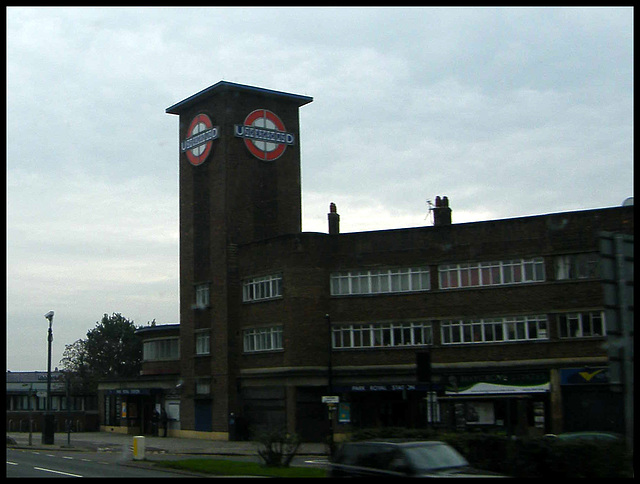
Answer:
599 232 633 453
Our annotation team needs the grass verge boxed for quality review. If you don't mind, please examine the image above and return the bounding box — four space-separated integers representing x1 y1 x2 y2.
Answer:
154 458 327 478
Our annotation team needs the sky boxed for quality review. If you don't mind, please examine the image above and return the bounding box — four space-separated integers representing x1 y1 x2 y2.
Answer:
6 7 633 371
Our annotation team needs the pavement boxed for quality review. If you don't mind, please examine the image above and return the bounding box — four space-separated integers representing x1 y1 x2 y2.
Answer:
6 431 329 459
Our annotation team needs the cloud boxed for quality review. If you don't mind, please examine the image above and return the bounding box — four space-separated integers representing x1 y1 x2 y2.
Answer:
6 7 632 370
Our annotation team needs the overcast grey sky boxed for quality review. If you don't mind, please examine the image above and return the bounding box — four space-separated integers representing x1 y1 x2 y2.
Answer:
7 7 633 371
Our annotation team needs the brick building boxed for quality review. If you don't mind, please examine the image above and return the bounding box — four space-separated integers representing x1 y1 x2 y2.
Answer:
6 371 99 433
160 81 632 442
98 323 181 436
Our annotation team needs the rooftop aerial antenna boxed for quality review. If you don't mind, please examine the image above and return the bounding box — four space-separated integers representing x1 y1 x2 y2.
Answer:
425 199 434 225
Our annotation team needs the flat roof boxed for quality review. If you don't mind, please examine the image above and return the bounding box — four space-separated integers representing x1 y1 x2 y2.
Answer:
166 80 313 115
135 323 180 335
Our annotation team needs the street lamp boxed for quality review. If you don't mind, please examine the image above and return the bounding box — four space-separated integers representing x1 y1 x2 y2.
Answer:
325 314 335 456
21 383 33 446
43 310 55 445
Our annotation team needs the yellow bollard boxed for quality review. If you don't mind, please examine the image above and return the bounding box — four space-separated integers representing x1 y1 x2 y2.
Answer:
133 436 145 460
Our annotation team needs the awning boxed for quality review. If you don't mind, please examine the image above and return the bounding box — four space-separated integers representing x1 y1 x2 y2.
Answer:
444 381 549 397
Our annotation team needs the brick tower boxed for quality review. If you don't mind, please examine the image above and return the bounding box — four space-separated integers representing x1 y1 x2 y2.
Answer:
166 81 312 435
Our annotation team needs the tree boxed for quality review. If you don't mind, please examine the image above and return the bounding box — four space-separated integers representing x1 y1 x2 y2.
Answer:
60 313 142 387
60 339 93 393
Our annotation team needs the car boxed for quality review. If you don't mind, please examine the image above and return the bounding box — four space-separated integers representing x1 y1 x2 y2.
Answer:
544 431 622 442
328 440 506 477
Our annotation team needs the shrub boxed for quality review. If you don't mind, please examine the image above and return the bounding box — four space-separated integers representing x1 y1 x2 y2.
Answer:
342 428 633 477
255 428 301 467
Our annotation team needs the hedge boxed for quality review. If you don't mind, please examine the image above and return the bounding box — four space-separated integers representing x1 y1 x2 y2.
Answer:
347 428 633 478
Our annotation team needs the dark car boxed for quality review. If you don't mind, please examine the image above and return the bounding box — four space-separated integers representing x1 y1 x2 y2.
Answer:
328 440 506 477
545 431 622 442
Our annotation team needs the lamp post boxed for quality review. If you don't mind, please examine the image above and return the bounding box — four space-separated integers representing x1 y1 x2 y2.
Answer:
21 383 33 446
43 310 55 445
325 314 335 456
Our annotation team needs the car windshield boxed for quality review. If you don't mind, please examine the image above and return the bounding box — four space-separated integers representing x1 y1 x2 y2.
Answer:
403 443 469 471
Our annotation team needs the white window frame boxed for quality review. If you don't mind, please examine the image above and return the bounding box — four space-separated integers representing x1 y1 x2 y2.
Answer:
143 337 180 361
557 311 606 338
330 267 430 296
195 379 210 395
195 283 210 309
438 257 545 289
243 326 284 353
242 274 283 302
332 321 433 349
555 253 600 280
441 315 548 345
195 330 210 355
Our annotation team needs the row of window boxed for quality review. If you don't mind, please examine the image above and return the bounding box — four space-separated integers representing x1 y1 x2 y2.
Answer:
142 310 605 361
439 258 545 289
193 253 600 307
6 395 97 411
193 274 285 309
194 253 599 309
237 310 604 354
440 315 548 344
335 311 604 349
243 326 283 353
331 267 431 296
328 254 598 296
332 321 432 349
242 274 283 302
143 338 180 361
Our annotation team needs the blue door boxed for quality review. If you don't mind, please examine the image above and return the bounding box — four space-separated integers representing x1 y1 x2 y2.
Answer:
194 400 212 432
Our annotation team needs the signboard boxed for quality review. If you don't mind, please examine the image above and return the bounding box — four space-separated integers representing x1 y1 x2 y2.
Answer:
181 113 219 166
445 372 549 395
338 403 351 423
560 367 609 385
334 384 432 392
234 109 294 161
322 395 339 404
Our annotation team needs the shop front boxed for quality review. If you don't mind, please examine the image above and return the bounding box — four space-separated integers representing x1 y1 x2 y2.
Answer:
102 388 162 435
332 383 439 431
99 378 181 436
439 370 551 436
559 367 624 434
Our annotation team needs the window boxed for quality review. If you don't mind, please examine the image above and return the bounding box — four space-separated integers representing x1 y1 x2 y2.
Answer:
243 326 283 353
196 379 210 395
143 337 180 361
555 253 600 280
441 315 548 344
242 274 283 302
558 311 606 338
195 284 210 309
439 257 545 289
330 267 430 296
332 321 433 349
195 331 210 355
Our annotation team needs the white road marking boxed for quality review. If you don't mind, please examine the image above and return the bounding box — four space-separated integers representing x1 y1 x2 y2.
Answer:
34 466 82 477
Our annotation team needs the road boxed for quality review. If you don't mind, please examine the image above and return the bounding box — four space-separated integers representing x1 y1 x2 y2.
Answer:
6 448 196 478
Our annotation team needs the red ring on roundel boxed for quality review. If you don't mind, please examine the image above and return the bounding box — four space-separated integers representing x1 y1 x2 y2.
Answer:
243 109 288 161
185 114 214 166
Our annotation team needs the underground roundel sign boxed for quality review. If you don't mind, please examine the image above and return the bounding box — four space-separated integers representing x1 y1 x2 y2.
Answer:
234 109 295 161
181 113 219 166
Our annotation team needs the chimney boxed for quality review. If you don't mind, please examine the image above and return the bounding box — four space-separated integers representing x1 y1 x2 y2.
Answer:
433 196 452 226
328 202 340 235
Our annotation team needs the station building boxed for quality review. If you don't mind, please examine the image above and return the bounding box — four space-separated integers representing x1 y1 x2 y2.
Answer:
95 81 632 442
158 81 633 442
6 371 99 433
